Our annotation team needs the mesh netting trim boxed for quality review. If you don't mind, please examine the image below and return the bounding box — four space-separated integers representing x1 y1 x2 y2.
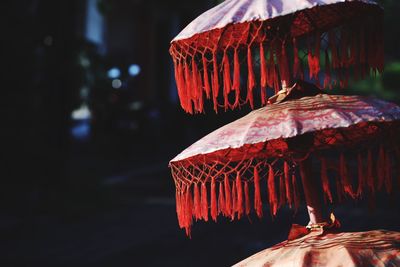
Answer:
171 143 400 236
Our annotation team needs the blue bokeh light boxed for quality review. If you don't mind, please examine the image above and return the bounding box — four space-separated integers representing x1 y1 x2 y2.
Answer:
128 64 141 77
107 67 121 79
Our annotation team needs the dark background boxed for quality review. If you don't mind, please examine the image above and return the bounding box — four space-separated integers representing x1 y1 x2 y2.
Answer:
1 0 400 266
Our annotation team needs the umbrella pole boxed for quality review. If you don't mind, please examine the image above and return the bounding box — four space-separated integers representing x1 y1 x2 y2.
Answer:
299 158 326 224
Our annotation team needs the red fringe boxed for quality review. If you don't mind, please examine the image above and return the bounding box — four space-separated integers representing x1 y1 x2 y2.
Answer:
218 182 226 216
174 62 185 111
193 183 201 220
223 52 232 110
254 167 263 218
244 181 251 216
202 55 211 99
236 173 243 219
324 50 331 89
184 63 193 114
284 162 293 208
367 150 375 195
212 52 219 113
308 33 320 81
273 64 280 94
377 146 385 190
211 177 217 222
196 68 204 113
260 43 267 105
268 166 278 216
192 58 199 100
247 46 256 109
340 153 355 199
233 49 241 108
293 38 301 79
231 181 237 220
357 153 365 197
320 157 333 203
184 185 193 236
176 190 183 228
224 174 232 217
278 40 291 86
201 183 208 221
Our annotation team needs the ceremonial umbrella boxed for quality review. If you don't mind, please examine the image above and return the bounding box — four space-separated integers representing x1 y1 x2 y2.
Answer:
233 230 400 266
169 86 400 236
170 0 383 113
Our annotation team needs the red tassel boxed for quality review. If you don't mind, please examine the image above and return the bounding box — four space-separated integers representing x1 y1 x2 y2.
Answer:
236 173 243 219
224 174 232 217
340 153 355 199
218 182 226 216
231 181 237 220
192 57 199 99
196 68 204 113
260 43 267 105
254 167 263 218
377 146 385 190
176 190 183 228
212 52 219 113
202 55 211 99
268 165 278 216
324 50 331 89
357 153 365 197
211 177 217 222
201 183 208 221
278 40 291 86
321 157 333 203
279 174 286 209
244 181 250 216
367 150 375 195
384 151 392 194
222 52 231 110
292 173 300 212
293 38 301 79
193 183 201 220
273 64 280 94
184 185 193 236
174 62 185 111
284 162 293 208
233 49 241 108
247 46 255 109
308 33 321 81
184 63 193 114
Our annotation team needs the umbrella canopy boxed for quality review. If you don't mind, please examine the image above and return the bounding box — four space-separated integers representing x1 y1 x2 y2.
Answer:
170 0 383 113
169 93 400 235
233 230 400 267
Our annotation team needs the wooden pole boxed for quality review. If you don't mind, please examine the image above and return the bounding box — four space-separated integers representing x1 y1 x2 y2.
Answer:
299 158 326 224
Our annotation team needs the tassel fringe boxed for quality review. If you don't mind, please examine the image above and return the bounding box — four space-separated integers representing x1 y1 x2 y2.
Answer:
173 144 397 236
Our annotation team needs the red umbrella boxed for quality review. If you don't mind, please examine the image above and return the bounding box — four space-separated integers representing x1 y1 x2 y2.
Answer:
170 0 383 113
169 85 400 236
233 230 400 267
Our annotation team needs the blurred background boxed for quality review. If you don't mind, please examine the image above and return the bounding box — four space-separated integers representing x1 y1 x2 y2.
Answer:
1 0 400 266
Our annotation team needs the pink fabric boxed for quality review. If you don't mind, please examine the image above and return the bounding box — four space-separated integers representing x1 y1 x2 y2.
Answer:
233 230 400 267
173 0 378 42
171 95 400 163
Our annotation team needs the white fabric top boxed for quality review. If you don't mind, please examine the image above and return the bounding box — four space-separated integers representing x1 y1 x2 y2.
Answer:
172 0 378 42
171 94 400 162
